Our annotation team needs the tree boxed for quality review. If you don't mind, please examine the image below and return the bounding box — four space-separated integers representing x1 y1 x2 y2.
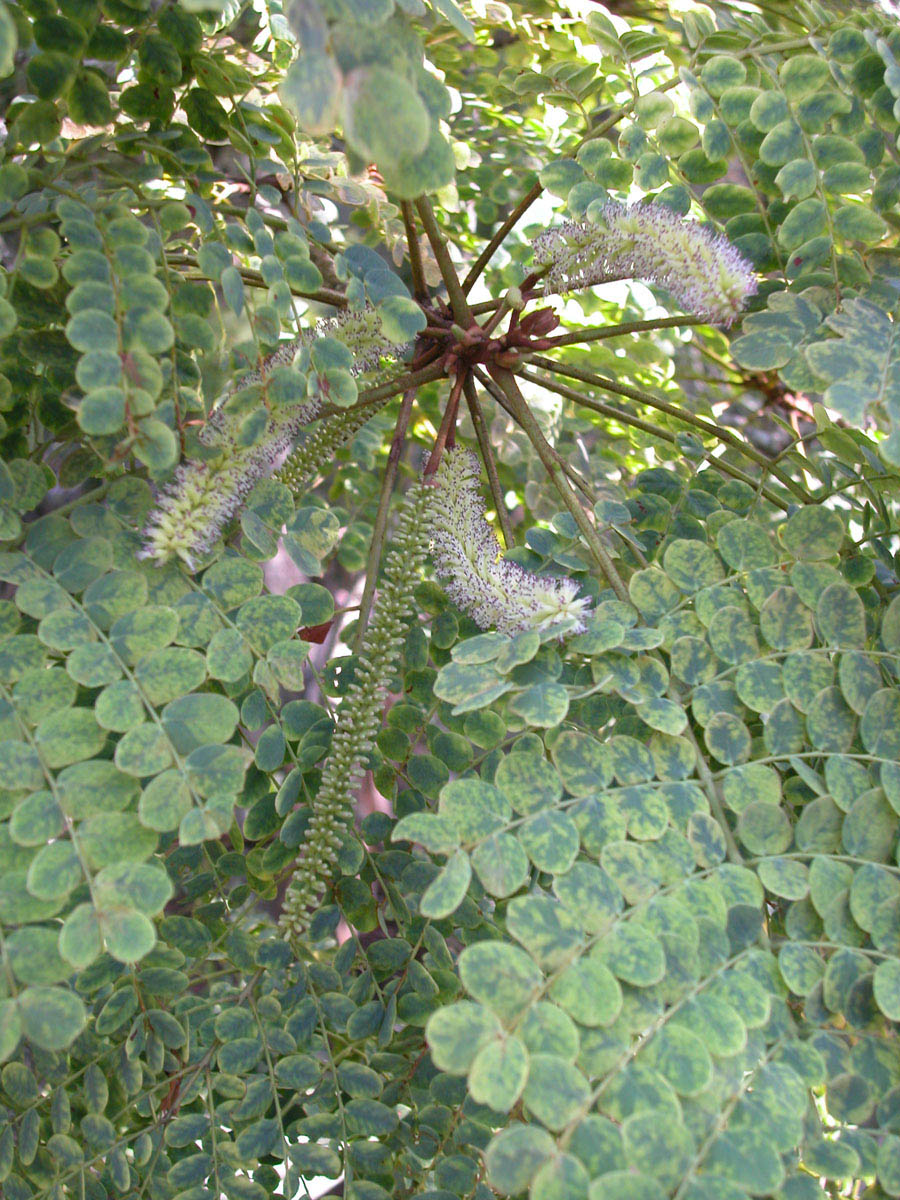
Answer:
2 0 900 1196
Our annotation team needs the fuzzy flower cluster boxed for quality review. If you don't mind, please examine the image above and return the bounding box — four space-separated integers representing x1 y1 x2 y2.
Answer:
428 449 590 637
280 483 429 939
139 399 321 571
141 306 407 570
533 201 757 325
318 304 412 374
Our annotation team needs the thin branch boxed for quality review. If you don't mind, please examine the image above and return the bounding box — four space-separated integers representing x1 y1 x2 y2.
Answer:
527 354 811 504
520 367 791 511
544 314 712 349
462 180 543 294
470 298 504 317
38 480 110 523
462 373 514 549
424 372 465 478
487 366 632 605
674 689 745 867
347 357 445 413
461 76 682 297
353 388 417 651
473 367 595 506
173 257 349 309
415 196 474 325
400 200 428 302
733 35 816 57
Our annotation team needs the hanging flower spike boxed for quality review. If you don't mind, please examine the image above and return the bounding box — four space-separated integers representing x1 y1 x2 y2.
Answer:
279 482 430 940
277 405 378 496
428 448 590 637
533 201 757 326
138 398 321 570
141 305 409 570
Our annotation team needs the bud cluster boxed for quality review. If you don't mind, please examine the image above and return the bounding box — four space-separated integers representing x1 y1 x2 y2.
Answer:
280 483 430 939
277 405 378 495
533 201 757 325
428 448 590 636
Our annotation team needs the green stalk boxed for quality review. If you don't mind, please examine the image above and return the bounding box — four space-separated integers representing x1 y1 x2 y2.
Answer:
527 354 810 503
473 366 596 506
521 366 791 511
415 196 474 326
543 314 711 348
488 366 632 605
354 388 417 649
462 374 514 549
400 200 429 302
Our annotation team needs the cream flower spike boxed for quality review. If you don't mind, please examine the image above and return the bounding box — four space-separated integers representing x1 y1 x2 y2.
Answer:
427 448 590 637
533 200 757 326
138 399 320 571
140 305 408 570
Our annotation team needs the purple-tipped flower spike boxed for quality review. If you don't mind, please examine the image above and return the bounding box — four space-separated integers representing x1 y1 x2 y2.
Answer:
141 305 410 570
138 398 321 570
533 201 757 325
200 305 403 446
428 448 590 637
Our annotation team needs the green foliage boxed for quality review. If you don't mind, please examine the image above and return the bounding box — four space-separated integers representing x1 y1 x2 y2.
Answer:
3 1 900 1199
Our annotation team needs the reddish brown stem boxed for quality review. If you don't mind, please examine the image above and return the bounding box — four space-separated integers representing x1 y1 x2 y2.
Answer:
424 371 466 478
462 373 514 549
400 200 429 303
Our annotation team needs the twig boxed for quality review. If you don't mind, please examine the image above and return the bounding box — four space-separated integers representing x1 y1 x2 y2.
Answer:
527 354 810 503
544 314 711 348
470 299 504 317
415 197 474 325
674 689 745 868
473 366 596 506
462 374 514 549
462 180 543 294
520 367 791 511
169 254 348 308
423 372 464 478
461 76 681 296
343 357 445 414
487 367 632 605
400 200 429 302
37 480 110 523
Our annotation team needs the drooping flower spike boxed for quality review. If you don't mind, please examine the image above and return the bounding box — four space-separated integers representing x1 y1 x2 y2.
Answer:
533 201 757 326
138 400 321 571
427 447 590 637
280 482 430 938
140 306 407 570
